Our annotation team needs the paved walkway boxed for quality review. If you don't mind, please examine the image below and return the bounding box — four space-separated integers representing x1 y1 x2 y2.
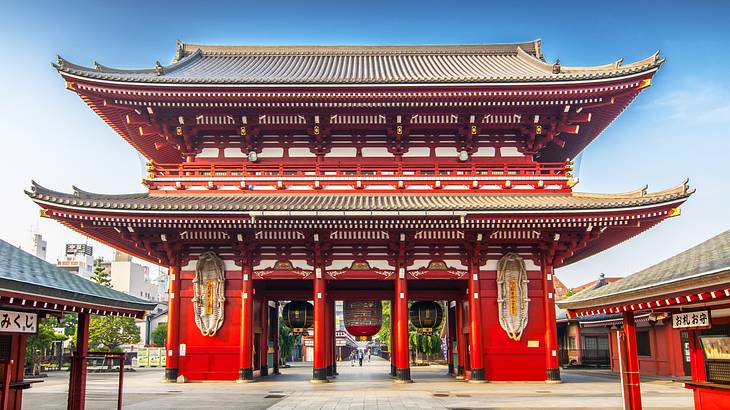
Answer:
23 357 693 409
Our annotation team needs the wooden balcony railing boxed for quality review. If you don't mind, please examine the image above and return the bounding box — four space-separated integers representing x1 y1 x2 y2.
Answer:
144 161 573 192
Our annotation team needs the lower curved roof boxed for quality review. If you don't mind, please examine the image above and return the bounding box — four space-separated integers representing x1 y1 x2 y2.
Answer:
27 181 692 215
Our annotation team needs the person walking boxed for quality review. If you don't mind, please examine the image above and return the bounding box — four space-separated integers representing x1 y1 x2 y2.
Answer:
358 349 363 367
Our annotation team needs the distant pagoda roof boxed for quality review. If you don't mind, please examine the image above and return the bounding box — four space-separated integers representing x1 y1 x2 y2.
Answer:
27 180 692 215
54 40 662 86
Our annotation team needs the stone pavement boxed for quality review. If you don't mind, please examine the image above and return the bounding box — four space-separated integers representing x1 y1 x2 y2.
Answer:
23 357 693 409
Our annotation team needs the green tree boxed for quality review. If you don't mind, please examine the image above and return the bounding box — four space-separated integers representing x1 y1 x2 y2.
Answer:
90 258 111 287
278 320 298 363
87 259 141 363
151 323 167 346
26 317 65 375
89 316 140 352
376 301 391 352
60 314 77 338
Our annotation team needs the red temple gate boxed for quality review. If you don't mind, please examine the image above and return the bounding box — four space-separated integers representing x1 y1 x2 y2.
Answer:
30 40 692 383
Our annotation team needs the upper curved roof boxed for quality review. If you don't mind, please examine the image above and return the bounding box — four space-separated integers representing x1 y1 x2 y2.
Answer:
54 40 663 86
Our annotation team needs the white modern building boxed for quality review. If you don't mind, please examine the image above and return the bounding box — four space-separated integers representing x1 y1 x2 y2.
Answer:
26 233 47 260
56 244 94 279
101 251 160 302
136 302 168 346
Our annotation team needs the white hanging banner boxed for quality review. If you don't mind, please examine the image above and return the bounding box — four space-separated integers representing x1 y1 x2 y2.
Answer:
0 310 38 334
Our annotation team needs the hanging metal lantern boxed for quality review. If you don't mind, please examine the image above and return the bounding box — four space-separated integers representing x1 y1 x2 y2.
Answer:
344 301 382 341
282 301 314 335
409 301 443 335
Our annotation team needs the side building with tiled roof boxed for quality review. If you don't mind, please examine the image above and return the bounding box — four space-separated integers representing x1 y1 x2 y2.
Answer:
0 238 156 409
558 230 730 382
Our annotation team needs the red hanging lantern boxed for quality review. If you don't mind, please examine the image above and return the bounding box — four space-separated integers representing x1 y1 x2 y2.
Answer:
343 301 382 341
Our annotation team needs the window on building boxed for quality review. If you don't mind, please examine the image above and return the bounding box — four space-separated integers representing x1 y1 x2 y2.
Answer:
636 331 651 356
567 336 577 350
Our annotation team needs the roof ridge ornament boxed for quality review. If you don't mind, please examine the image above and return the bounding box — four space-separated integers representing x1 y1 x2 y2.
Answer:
552 59 561 74
155 61 164 76
174 40 185 62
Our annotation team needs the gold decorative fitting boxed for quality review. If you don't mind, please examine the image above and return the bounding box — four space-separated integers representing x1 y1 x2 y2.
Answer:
535 125 543 135
567 178 579 188
175 126 183 136
396 125 403 135
470 125 478 136
668 207 681 217
239 126 247 136
638 78 652 89
39 209 50 218
64 81 75 91
313 125 320 135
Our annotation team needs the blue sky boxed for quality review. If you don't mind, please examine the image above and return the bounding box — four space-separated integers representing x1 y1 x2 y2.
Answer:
1 1 728 286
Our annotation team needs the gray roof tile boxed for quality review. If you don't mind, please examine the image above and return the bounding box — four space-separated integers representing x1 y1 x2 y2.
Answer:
27 181 693 214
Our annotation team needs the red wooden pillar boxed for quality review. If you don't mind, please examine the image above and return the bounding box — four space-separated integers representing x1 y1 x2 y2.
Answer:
272 301 281 375
330 300 338 376
259 299 269 376
447 302 455 375
456 300 466 379
688 329 706 382
312 272 328 382
312 236 328 382
165 262 181 382
325 299 333 378
542 258 561 382
622 312 643 410
390 300 396 377
68 312 90 410
238 260 254 381
467 245 485 382
394 236 411 382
